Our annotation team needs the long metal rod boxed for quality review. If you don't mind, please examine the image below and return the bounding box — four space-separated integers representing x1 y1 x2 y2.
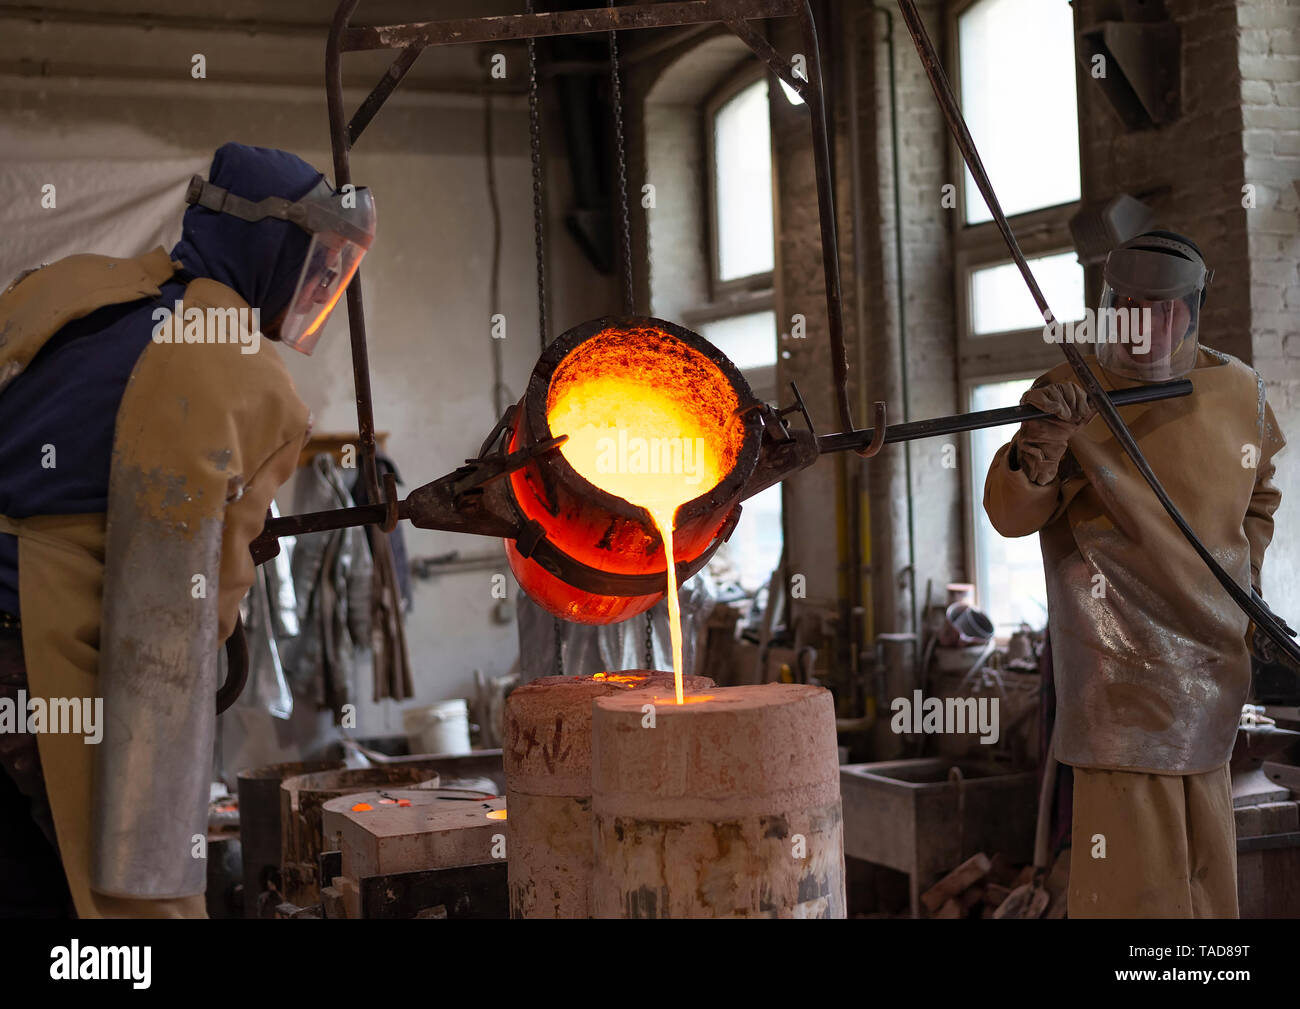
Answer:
894 0 1300 664
348 44 425 146
339 0 801 51
263 502 390 539
818 380 1192 454
326 0 381 506
797 1 857 444
724 16 809 97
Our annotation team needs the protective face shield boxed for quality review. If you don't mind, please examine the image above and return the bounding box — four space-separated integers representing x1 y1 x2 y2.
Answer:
184 174 376 355
1096 232 1210 382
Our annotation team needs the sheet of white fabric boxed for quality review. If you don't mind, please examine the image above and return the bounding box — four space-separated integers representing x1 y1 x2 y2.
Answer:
0 146 206 286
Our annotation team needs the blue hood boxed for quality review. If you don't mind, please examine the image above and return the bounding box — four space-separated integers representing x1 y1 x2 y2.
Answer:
170 142 324 323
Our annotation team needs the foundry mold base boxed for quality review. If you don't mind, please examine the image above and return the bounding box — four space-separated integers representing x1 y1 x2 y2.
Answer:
593 805 845 918
320 789 506 919
504 671 714 918
589 682 846 918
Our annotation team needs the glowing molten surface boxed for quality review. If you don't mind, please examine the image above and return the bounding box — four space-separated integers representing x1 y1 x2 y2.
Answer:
547 326 742 703
591 672 649 686
647 693 714 705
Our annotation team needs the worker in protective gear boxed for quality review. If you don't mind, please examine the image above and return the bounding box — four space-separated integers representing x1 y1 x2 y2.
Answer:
0 142 375 917
984 231 1285 918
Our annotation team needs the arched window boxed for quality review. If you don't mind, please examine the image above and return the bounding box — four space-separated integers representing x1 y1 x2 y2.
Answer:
646 48 781 593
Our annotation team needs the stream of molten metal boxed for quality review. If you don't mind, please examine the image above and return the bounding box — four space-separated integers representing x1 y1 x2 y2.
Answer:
548 373 728 703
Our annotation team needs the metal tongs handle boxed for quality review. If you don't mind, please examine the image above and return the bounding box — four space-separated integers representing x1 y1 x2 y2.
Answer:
817 380 1193 455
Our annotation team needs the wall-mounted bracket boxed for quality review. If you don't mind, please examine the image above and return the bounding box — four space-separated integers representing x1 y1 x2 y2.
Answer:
1078 20 1181 130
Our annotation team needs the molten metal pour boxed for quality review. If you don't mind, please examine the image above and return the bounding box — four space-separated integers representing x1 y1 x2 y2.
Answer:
546 342 737 703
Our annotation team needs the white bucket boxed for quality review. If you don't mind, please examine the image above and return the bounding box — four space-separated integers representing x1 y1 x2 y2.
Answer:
402 698 472 755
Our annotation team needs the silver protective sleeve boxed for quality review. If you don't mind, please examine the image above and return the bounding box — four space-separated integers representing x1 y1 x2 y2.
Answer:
92 465 221 899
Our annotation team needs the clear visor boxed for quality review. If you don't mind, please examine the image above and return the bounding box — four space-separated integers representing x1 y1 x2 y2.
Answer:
1095 284 1201 382
279 231 367 354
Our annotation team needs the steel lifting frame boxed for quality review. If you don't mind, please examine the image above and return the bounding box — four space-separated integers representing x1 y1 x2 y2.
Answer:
250 0 1298 665
257 0 874 551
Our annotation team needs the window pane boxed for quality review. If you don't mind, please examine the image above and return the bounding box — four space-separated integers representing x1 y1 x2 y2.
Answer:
958 0 1081 224
699 310 781 592
713 79 774 281
698 310 777 371
970 251 1084 336
970 379 1047 630
716 482 783 593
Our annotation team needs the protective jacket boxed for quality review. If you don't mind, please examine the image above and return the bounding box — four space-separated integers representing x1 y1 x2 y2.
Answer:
0 248 309 916
984 349 1284 774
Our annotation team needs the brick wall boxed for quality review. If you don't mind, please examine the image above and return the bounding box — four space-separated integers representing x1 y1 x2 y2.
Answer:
1076 0 1253 360
864 0 963 641
771 13 857 616
1077 0 1299 612
1239 0 1300 614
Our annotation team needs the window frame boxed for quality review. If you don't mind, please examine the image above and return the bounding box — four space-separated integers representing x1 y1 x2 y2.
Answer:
948 0 1084 230
684 60 781 403
949 0 1086 629
690 60 784 592
949 0 1087 383
701 64 778 305
960 369 1044 625
956 231 1087 383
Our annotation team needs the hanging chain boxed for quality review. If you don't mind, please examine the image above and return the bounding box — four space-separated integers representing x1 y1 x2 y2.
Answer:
619 3 646 670
526 4 563 674
526 1 548 354
608 3 635 316
484 94 509 420
529 5 638 676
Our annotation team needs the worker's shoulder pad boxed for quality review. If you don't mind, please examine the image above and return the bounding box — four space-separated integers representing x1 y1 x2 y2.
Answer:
1 249 174 311
1198 344 1251 376
0 248 178 386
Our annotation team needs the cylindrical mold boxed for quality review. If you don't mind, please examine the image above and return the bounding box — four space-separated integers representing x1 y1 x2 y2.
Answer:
505 671 714 918
590 682 846 918
505 317 761 624
237 759 343 918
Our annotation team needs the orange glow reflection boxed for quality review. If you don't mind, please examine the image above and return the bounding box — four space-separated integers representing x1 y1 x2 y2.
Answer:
486 809 508 820
351 802 372 812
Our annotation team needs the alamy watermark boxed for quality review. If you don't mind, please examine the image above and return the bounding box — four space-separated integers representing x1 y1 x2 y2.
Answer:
50 941 150 988
0 691 102 743
890 689 999 744
1043 306 1152 356
152 303 261 355
595 429 707 486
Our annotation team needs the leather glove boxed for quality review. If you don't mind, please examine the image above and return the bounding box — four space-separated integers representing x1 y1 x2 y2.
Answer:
1013 382 1096 486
